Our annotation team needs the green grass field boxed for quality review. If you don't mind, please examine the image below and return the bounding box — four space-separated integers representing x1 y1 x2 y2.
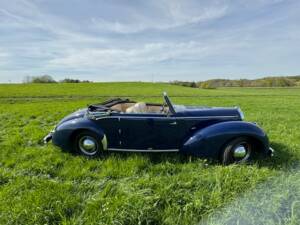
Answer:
0 83 300 225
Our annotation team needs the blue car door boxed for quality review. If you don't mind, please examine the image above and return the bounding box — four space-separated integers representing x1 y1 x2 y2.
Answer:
119 113 158 150
151 116 186 149
119 114 184 150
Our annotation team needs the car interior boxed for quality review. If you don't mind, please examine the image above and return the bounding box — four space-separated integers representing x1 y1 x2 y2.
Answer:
110 102 169 114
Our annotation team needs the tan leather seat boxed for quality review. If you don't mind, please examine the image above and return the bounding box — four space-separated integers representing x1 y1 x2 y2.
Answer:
126 102 147 113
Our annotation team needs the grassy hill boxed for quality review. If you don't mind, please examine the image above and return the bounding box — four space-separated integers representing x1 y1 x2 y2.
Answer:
0 82 300 224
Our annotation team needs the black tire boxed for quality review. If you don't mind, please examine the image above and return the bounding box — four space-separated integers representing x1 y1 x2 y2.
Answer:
221 137 253 165
74 130 103 157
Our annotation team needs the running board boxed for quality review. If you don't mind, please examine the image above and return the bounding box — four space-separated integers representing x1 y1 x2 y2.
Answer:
107 148 179 152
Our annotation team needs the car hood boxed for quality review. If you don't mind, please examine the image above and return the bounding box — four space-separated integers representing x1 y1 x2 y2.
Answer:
174 105 242 119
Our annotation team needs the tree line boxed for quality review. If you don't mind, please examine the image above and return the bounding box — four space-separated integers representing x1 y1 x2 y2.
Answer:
23 75 92 83
23 74 300 87
171 76 300 89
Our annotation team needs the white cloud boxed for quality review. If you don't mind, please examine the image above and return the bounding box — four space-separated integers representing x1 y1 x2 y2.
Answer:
0 50 9 58
46 39 249 72
240 0 284 8
0 49 10 66
0 1 107 44
46 42 195 69
91 1 228 34
166 0 228 25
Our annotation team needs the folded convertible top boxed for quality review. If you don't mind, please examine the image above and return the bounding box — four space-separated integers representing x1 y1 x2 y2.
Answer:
88 98 134 112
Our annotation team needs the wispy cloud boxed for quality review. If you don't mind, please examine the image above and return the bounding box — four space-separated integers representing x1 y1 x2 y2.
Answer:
47 39 250 72
0 50 9 67
90 1 228 34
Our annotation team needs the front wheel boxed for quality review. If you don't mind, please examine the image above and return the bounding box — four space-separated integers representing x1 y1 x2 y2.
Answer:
221 137 253 165
74 130 103 157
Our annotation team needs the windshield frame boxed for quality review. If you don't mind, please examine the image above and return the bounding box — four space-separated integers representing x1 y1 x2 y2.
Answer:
163 92 176 114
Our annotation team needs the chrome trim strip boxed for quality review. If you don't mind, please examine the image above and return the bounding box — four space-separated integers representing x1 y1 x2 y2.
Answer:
107 148 179 152
90 115 239 120
172 116 238 120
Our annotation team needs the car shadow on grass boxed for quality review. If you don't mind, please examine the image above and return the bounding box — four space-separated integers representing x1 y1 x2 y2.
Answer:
66 141 296 168
103 151 196 164
255 141 297 169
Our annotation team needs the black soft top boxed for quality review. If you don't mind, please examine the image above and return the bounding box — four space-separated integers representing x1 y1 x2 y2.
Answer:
87 98 135 112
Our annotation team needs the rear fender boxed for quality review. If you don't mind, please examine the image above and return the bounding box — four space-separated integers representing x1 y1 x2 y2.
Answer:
181 121 269 159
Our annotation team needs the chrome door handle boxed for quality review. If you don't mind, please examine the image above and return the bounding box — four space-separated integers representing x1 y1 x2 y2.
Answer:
169 121 177 125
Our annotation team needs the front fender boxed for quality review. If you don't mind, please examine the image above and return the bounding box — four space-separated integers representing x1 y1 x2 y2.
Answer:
181 121 269 159
52 117 104 151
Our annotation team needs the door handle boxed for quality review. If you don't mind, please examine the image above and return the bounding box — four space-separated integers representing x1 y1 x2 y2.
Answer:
169 121 177 125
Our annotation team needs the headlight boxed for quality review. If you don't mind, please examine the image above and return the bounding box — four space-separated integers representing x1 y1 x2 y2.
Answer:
237 107 245 120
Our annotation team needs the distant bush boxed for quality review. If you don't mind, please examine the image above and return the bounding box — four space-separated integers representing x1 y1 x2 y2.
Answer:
170 81 197 88
23 76 92 84
257 77 295 87
199 82 217 89
23 75 56 83
60 78 92 83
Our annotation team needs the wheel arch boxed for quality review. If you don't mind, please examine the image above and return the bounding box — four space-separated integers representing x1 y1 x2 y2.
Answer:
52 118 106 151
70 128 107 152
181 121 270 159
217 134 268 160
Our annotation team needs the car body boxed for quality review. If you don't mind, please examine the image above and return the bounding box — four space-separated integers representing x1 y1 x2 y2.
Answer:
44 92 273 164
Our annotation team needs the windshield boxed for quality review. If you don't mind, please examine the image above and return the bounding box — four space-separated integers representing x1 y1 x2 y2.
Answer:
173 105 186 112
173 105 211 112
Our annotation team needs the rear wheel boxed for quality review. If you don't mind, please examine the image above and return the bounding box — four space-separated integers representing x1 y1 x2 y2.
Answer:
221 137 253 165
74 131 103 157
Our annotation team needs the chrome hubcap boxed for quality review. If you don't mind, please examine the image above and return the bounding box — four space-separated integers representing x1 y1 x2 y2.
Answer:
233 145 247 159
79 136 98 155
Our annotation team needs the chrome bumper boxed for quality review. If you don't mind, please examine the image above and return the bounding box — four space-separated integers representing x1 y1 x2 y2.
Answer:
268 147 274 157
43 132 53 144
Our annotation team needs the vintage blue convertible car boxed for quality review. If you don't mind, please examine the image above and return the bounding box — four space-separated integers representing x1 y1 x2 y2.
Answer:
44 92 273 164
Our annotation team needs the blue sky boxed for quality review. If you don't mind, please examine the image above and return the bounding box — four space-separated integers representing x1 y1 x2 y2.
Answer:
0 0 299 83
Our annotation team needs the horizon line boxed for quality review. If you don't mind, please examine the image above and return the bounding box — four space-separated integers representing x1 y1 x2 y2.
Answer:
1 73 300 84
